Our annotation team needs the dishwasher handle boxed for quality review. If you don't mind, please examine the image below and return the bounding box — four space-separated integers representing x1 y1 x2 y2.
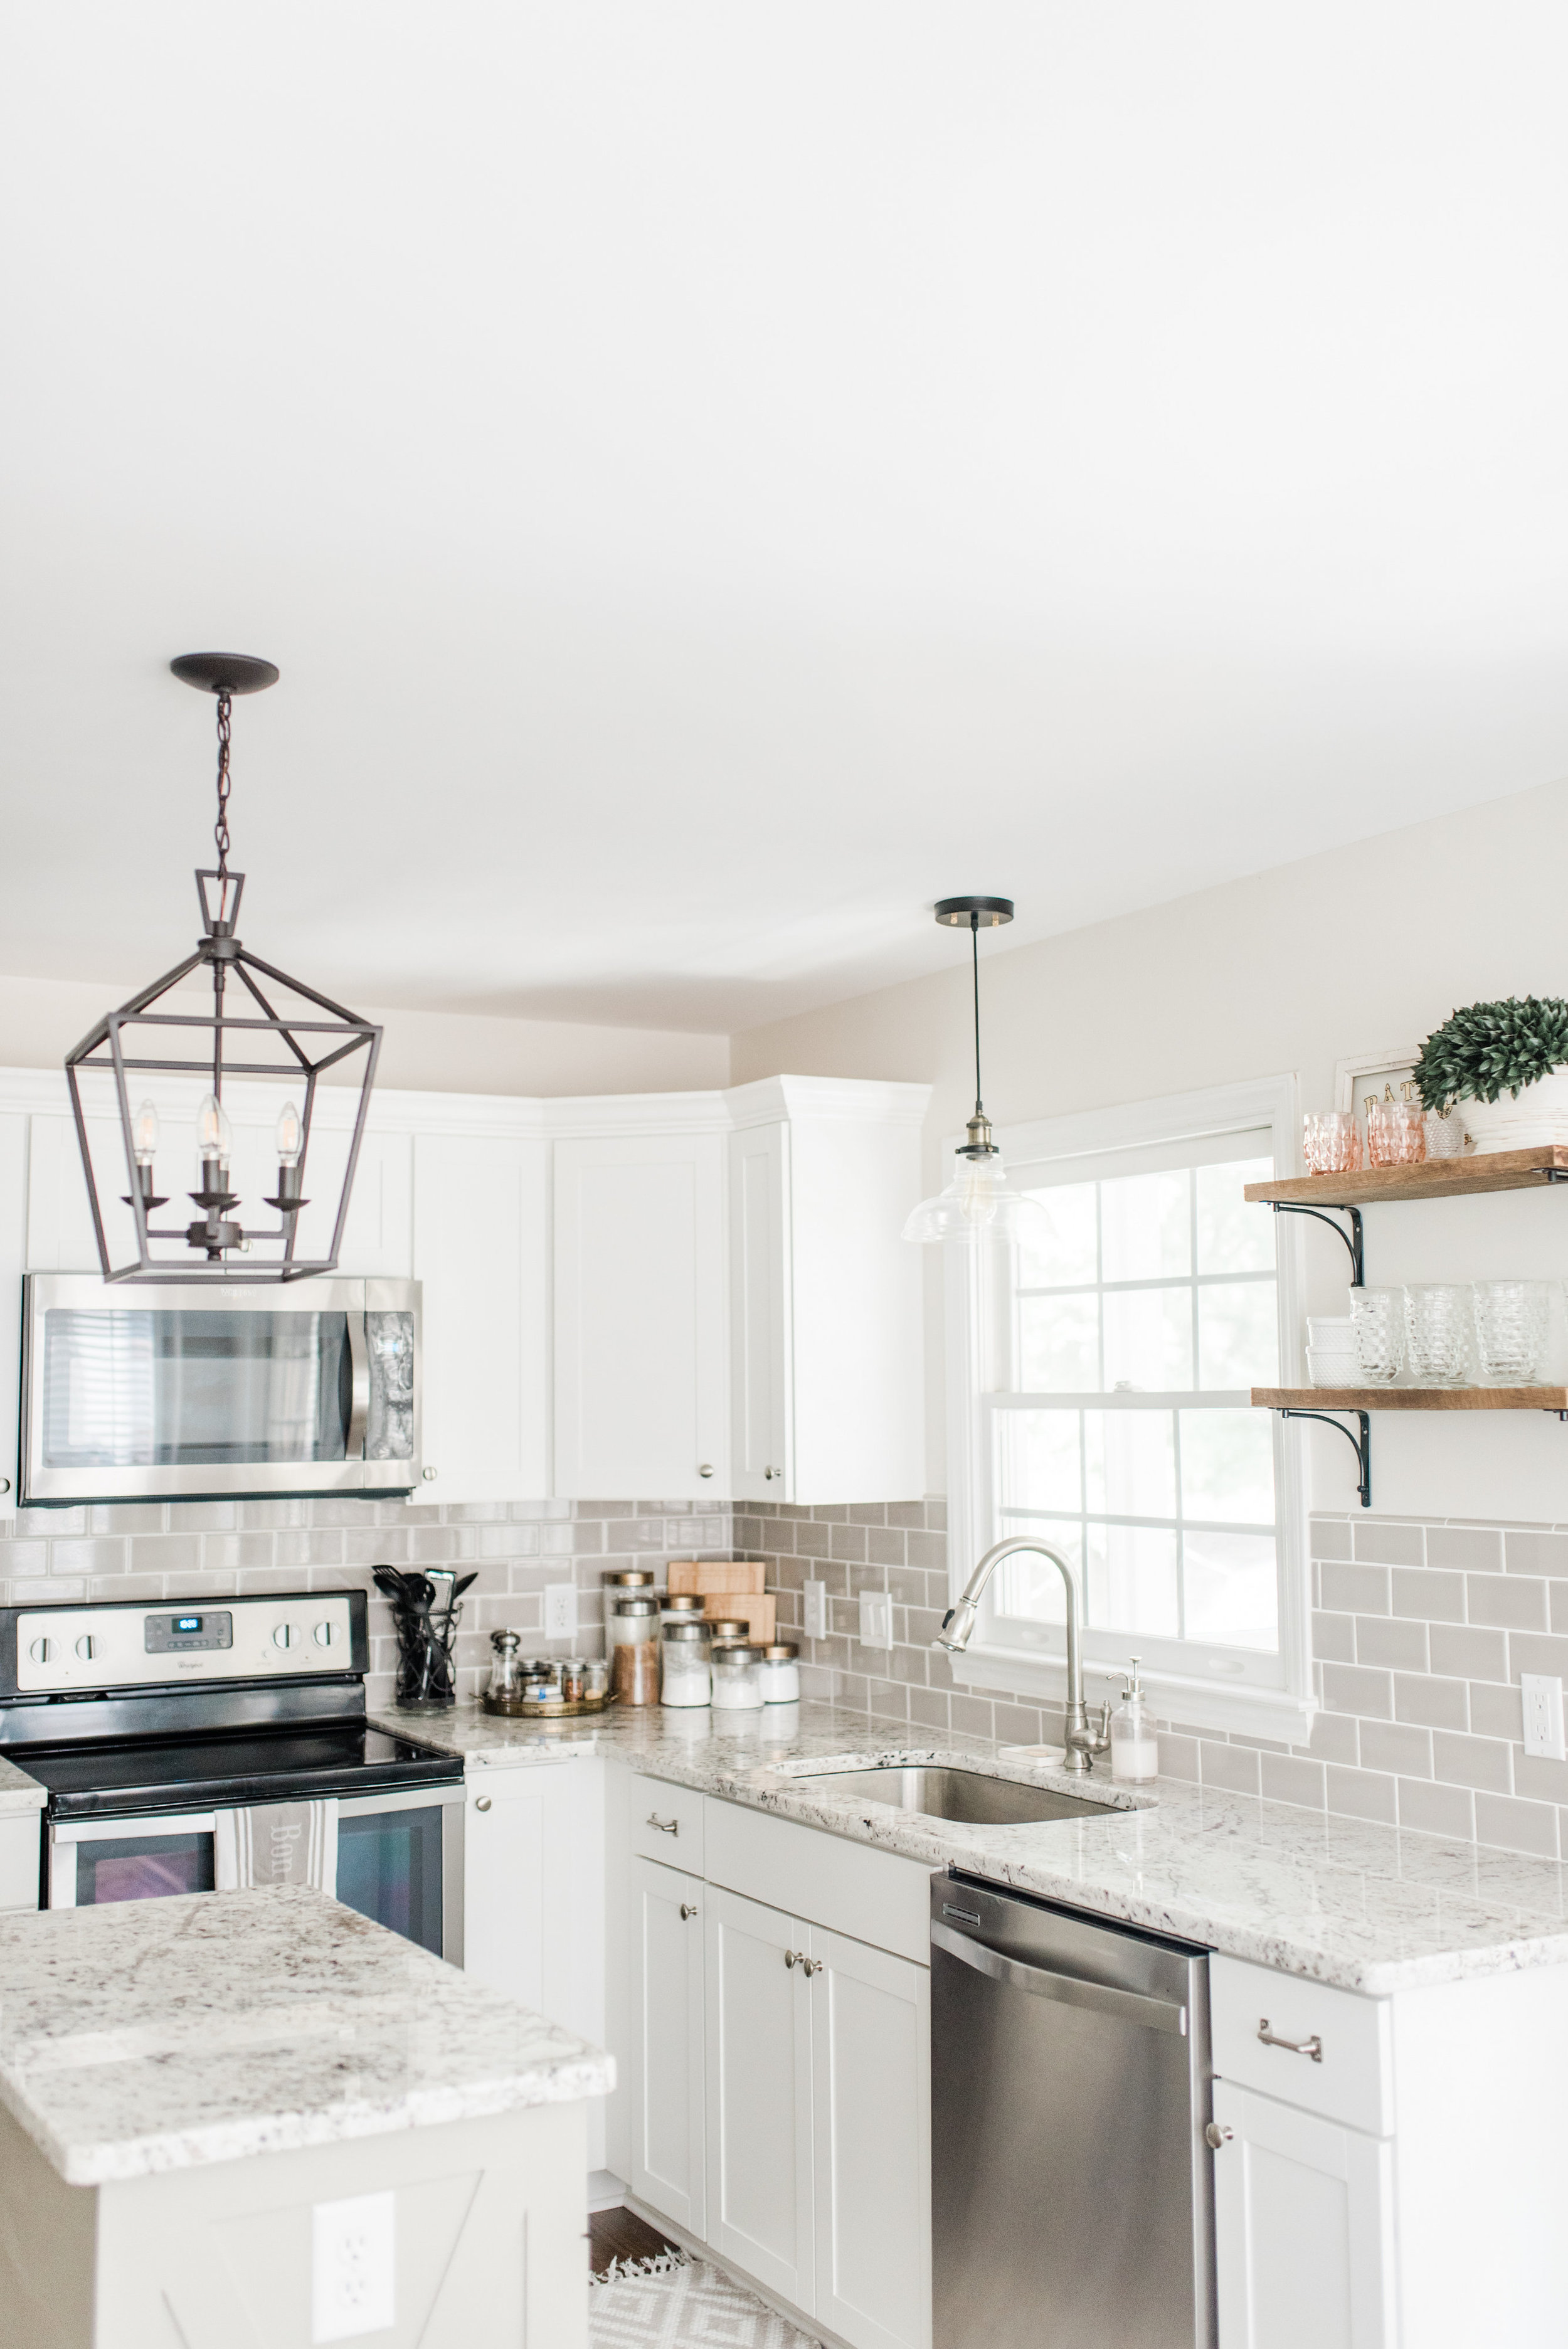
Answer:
931 1918 1189 2037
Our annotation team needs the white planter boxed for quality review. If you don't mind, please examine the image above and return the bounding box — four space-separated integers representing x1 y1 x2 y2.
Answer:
1462 1066 1568 1150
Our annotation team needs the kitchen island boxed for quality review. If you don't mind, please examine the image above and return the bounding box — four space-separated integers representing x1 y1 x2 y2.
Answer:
0 1882 612 2349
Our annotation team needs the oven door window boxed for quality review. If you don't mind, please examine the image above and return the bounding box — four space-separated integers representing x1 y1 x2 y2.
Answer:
73 1829 216 1905
336 1805 445 1956
40 1308 352 1468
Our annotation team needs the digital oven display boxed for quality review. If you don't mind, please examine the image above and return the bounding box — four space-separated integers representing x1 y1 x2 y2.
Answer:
144 1610 233 1655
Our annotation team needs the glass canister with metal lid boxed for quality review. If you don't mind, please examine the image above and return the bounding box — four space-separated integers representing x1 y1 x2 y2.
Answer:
711 1641 765 1710
605 1571 659 1650
758 1641 800 1703
610 1596 662 1705
660 1619 712 1707
661 1591 706 1632
485 1628 523 1710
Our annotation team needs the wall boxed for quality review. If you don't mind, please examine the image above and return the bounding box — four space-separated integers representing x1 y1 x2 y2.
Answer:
0 1495 736 1715
743 1498 1568 1864
0 972 729 1098
729 771 1568 1520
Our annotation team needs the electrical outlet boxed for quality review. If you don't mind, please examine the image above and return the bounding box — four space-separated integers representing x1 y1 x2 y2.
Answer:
859 1591 893 1648
544 1584 576 1640
312 2190 395 2343
1522 1672 1566 1760
802 1579 828 1640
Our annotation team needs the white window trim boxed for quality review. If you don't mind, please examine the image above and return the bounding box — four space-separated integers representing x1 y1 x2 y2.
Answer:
943 1072 1314 1745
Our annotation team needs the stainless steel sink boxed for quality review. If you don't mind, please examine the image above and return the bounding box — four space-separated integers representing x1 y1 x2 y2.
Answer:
797 1763 1119 1825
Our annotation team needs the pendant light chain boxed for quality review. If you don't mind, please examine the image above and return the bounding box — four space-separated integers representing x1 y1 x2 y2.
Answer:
213 689 234 915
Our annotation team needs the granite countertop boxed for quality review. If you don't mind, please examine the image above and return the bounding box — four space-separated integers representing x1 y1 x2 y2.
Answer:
375 1695 1568 1996
0 1753 49 1815
0 1884 613 2186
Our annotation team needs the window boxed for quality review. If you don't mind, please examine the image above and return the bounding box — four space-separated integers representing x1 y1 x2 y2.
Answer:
946 1078 1308 1737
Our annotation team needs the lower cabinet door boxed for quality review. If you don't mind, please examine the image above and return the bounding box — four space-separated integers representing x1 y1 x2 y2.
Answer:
1213 2078 1397 2349
808 1921 931 2349
704 1884 814 2309
630 1855 707 2236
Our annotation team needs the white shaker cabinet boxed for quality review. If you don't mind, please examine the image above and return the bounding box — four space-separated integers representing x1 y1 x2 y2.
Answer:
462 1757 606 2166
704 1882 815 2309
1211 2079 1395 2349
553 1128 728 1500
412 1128 548 1503
628 1855 706 2237
726 1080 926 1506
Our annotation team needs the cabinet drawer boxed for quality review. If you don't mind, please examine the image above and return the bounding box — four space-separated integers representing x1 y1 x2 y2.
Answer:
1210 1952 1393 2136
632 1776 706 1870
704 1796 930 1966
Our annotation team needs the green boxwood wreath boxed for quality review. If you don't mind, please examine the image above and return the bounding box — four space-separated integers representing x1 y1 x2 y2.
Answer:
1414 997 1568 1110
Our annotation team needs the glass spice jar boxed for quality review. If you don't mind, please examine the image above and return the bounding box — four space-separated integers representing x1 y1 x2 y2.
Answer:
711 1641 764 1710
486 1628 522 1708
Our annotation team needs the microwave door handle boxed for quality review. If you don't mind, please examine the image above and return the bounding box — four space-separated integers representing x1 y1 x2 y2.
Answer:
346 1308 369 1461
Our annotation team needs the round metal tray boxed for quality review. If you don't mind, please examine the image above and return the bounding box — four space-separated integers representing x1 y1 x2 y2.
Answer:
481 1689 617 1719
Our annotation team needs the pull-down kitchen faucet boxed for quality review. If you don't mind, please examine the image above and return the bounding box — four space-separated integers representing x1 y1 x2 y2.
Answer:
934 1537 1111 1774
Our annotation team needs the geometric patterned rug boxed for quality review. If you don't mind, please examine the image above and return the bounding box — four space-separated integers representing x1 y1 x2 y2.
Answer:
589 2253 823 2347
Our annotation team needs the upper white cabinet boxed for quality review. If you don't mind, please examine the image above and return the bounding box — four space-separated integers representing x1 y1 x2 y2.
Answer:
413 1125 548 1503
554 1125 729 1500
728 1080 927 1505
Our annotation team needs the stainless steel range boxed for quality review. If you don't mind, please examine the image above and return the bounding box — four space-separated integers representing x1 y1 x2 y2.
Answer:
0 1589 464 1959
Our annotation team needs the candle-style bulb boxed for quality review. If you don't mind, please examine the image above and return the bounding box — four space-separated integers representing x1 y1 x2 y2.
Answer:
132 1100 159 1166
275 1100 302 1169
196 1093 233 1162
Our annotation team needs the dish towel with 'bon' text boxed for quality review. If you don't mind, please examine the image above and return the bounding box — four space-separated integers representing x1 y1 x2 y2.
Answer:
214 1800 338 1895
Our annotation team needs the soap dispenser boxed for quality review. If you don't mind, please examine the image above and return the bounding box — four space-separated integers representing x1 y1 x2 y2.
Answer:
1110 1656 1159 1783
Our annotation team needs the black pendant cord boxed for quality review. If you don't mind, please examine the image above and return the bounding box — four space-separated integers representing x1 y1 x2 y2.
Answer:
970 911 983 1121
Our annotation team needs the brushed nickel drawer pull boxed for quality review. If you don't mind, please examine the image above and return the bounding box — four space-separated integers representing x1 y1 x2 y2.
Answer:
474 1796 492 1812
802 1957 822 1978
680 1903 698 1921
1258 2017 1323 2062
785 1948 801 1968
647 1813 680 1835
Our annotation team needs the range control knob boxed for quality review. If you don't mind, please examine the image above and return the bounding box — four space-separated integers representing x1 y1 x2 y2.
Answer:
272 1623 296 1650
312 1620 338 1648
75 1635 98 1662
28 1638 53 1665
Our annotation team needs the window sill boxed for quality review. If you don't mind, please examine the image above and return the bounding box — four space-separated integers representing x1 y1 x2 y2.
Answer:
947 1641 1317 1746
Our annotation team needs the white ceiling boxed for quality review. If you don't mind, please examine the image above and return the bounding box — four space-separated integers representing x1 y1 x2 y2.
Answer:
4 3 1568 1034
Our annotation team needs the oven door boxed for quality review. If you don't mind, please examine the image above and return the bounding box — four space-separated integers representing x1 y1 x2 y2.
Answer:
21 1275 421 1505
48 1786 464 1962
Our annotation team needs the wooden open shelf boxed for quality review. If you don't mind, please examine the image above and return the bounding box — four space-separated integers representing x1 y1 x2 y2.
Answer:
1253 1386 1568 1413
1243 1145 1568 1208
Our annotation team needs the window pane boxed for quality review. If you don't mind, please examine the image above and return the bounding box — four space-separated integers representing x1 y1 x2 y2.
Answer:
1017 1181 1096 1288
1180 1409 1275 1524
995 1529 1080 1624
1195 1156 1275 1275
1087 1524 1179 1636
1103 1288 1192 1391
996 1409 1081 1515
1198 1282 1278 1388
1101 1170 1190 1283
1184 1531 1279 1650
1084 1409 1177 1519
1019 1295 1099 1391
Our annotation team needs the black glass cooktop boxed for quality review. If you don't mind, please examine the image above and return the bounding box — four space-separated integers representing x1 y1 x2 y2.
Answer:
16 1724 463 1820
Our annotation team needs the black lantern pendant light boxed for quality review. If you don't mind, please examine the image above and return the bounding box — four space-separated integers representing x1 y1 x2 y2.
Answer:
902 893 1041 1244
65 654 382 1283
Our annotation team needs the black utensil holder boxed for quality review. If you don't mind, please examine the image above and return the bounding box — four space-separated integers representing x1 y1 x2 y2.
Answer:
391 1601 462 1706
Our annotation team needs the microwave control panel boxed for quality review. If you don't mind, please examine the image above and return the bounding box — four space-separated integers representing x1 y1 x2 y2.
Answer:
13 1594 357 1695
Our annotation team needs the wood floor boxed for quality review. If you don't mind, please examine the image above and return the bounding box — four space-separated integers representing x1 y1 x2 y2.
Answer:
589 2203 684 2275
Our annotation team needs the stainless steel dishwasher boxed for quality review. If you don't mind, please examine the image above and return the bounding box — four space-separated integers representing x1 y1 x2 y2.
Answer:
931 1871 1215 2349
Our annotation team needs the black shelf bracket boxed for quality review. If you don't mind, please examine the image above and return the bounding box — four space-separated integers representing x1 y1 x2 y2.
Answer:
1279 1408 1372 1509
1268 1200 1364 1287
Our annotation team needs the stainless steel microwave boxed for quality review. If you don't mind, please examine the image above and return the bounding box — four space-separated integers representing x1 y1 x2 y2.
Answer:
21 1275 421 1505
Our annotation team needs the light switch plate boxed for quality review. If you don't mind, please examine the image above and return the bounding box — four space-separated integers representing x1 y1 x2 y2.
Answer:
312 2190 395 2342
802 1580 828 1640
1522 1672 1566 1759
859 1591 893 1648
544 1584 576 1640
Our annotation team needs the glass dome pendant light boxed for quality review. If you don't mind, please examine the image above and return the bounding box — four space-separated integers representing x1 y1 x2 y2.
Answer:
901 894 1041 1246
64 654 383 1283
